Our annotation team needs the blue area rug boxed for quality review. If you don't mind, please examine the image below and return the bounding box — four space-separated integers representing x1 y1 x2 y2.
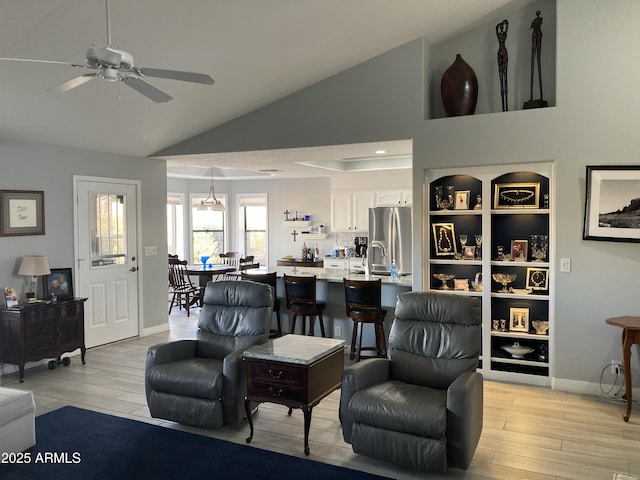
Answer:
2 406 390 480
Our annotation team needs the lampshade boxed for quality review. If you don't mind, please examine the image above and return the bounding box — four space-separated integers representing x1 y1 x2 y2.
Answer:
18 255 51 276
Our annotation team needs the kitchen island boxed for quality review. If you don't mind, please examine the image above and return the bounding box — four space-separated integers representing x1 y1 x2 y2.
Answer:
239 266 412 349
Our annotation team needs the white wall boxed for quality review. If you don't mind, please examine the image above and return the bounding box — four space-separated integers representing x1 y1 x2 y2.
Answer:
159 1 640 390
0 140 169 334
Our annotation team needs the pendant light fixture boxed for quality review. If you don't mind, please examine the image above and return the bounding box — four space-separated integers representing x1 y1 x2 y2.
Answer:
197 167 225 211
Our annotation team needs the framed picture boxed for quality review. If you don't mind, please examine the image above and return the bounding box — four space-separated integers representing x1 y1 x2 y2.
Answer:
526 267 549 290
510 239 528 262
463 245 476 260
494 182 540 209
0 190 45 236
454 190 470 210
453 278 469 291
4 287 18 307
509 307 529 332
432 223 457 256
583 165 640 242
43 268 74 298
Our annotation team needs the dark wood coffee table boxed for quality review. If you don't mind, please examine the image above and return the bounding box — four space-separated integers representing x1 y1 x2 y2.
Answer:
243 334 344 455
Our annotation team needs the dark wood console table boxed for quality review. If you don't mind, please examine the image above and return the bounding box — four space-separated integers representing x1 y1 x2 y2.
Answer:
0 298 88 382
605 315 640 422
243 335 344 455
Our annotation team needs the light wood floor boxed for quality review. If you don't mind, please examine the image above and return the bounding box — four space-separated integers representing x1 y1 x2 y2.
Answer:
2 310 639 480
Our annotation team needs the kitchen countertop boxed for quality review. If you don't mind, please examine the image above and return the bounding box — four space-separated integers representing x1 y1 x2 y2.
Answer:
242 265 413 287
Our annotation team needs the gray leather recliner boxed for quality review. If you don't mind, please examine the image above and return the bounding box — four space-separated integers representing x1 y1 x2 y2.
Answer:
145 280 273 428
340 291 483 473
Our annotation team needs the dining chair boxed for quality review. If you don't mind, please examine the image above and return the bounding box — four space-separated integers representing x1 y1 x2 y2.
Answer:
168 257 204 316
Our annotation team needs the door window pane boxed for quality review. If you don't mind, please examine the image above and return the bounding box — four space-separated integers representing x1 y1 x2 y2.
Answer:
90 193 127 267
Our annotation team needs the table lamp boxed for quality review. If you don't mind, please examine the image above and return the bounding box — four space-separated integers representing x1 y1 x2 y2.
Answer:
17 254 51 301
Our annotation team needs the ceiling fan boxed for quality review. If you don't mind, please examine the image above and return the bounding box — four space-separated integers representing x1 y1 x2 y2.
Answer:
0 0 214 102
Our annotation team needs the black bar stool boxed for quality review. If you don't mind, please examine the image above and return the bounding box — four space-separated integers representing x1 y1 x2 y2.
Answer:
241 271 282 337
283 274 326 337
343 278 387 361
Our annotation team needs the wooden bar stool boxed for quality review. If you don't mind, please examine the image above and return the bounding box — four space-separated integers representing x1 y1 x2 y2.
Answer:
343 278 387 361
242 271 282 338
283 274 326 337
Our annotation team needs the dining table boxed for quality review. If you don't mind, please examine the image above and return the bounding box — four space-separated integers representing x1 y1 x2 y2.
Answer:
186 264 237 287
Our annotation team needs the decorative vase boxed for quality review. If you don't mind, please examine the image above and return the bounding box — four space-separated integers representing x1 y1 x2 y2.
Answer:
440 54 478 116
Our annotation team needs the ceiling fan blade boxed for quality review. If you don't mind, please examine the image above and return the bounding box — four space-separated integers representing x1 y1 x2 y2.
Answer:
135 67 214 85
0 57 75 67
51 74 99 93
122 76 172 103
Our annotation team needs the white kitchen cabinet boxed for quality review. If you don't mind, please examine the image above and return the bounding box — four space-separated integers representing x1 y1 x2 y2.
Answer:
376 189 412 206
323 258 348 269
331 191 375 232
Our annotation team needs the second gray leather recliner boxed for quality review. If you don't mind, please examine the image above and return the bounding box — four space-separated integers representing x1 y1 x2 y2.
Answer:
145 280 273 428
340 291 483 473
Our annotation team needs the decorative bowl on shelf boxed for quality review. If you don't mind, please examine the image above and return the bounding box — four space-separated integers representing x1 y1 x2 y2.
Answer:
491 273 517 293
501 342 534 359
433 273 455 290
532 320 549 335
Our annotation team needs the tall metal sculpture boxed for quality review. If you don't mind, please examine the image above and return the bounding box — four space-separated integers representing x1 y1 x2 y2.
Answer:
524 10 548 109
496 20 509 112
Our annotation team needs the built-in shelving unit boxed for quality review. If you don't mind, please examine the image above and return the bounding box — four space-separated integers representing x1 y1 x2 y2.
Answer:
424 163 554 386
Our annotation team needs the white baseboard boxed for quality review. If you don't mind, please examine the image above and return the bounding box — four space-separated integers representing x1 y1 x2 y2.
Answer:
142 322 170 337
552 377 640 398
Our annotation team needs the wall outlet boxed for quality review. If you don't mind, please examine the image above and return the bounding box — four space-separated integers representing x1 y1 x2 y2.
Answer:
334 325 342 338
611 360 623 375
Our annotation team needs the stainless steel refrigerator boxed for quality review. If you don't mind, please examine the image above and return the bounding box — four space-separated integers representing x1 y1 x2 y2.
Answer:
368 206 412 275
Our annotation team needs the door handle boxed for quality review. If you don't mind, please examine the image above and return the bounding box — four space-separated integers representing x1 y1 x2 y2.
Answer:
129 267 138 272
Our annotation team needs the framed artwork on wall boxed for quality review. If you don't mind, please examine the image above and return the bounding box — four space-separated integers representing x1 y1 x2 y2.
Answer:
583 165 640 242
0 190 45 236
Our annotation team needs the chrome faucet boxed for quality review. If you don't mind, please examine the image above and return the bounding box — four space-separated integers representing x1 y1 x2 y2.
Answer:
346 251 358 274
368 241 386 274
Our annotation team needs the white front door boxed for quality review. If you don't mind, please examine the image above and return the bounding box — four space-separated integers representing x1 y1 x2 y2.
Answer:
74 177 140 348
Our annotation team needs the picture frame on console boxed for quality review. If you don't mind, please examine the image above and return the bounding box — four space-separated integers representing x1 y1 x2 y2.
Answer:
583 165 640 243
43 268 74 298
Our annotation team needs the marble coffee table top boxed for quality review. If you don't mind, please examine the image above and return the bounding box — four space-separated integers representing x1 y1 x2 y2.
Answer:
244 334 345 365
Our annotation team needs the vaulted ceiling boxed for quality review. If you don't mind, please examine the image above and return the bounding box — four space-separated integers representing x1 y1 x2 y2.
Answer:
0 0 521 176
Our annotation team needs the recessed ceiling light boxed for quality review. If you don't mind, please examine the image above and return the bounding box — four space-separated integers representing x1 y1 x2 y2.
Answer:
375 149 386 155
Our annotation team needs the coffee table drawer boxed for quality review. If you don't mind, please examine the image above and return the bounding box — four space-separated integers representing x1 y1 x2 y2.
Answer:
250 380 304 403
248 361 306 385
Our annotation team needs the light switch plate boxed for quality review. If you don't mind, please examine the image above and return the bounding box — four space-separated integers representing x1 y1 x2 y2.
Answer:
560 257 571 272
144 246 157 256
